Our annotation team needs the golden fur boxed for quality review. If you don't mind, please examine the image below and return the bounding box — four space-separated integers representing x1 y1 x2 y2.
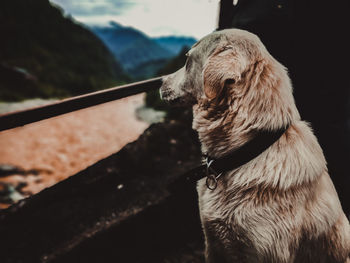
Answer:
160 29 350 263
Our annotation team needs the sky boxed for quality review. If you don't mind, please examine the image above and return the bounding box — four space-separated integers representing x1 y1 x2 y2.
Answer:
50 0 221 39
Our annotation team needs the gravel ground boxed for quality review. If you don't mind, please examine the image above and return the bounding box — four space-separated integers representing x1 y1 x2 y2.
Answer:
0 94 149 208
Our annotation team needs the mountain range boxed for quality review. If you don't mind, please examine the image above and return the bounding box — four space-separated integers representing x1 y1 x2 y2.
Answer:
0 0 197 101
91 22 196 79
153 36 197 55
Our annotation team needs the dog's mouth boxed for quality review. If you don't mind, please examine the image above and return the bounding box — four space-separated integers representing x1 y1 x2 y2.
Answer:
160 88 196 107
164 97 184 106
160 88 181 105
160 90 184 106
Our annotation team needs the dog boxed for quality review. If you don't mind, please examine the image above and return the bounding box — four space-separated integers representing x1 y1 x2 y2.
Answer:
160 29 350 263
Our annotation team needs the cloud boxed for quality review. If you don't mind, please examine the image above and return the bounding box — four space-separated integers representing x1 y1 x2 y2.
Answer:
112 0 220 38
50 0 134 16
50 0 220 39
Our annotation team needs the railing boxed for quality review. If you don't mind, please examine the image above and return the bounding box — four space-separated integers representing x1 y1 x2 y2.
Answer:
0 77 163 131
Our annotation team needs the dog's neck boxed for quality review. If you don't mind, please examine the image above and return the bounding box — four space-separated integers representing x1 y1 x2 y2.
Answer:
191 57 327 191
191 81 328 189
192 61 300 159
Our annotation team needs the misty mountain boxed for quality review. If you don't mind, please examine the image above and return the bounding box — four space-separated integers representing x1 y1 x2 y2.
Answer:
91 22 173 71
157 47 189 76
0 0 129 101
91 22 197 79
127 59 169 80
152 36 197 55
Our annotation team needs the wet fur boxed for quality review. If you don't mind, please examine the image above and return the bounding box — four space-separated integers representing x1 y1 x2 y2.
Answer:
160 29 350 263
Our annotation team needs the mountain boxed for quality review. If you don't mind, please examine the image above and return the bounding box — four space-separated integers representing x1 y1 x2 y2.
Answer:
152 36 197 55
129 44 192 81
91 22 197 80
91 22 174 71
0 0 128 101
157 47 189 76
127 59 169 80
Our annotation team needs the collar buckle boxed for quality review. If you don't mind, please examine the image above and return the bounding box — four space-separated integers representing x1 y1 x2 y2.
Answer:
205 157 222 190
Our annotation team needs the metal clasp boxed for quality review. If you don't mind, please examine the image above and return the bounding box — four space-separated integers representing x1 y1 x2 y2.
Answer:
205 158 222 190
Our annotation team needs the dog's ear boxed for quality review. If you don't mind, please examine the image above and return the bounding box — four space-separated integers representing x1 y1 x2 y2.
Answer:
203 46 247 100
249 59 267 90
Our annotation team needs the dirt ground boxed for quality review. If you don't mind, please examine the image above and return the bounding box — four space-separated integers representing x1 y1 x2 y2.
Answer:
0 94 149 208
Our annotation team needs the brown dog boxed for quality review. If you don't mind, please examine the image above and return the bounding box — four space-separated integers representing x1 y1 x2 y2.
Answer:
160 29 350 263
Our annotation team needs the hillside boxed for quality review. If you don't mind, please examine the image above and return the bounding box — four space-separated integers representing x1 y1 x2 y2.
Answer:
0 0 128 101
91 22 197 80
157 47 189 76
127 58 169 80
152 36 196 55
91 22 173 71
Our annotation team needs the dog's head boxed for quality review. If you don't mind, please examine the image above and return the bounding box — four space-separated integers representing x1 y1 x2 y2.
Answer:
161 29 300 156
160 29 272 106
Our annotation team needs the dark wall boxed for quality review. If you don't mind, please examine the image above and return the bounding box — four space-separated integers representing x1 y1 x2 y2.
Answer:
219 0 350 214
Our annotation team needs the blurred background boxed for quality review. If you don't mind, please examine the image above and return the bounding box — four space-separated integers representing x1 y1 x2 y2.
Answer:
0 0 219 208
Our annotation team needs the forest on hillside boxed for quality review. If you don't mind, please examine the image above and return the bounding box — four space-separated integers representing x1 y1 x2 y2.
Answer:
0 0 128 101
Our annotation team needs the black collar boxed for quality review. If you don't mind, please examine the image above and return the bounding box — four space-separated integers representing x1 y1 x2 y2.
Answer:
170 125 290 191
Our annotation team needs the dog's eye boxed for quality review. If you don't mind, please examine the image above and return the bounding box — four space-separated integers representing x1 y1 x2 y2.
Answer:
220 46 232 53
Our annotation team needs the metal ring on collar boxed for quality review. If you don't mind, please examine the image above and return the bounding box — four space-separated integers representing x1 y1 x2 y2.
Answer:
205 158 222 190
